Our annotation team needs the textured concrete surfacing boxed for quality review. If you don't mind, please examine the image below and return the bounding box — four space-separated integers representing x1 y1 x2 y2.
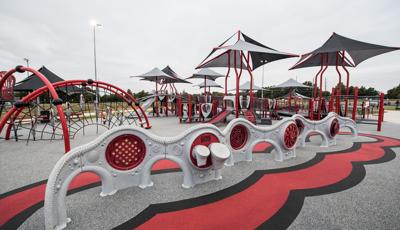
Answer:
19 135 373 229
0 116 399 229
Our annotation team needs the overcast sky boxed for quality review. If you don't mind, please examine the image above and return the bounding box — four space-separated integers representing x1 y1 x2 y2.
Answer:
1 0 399 95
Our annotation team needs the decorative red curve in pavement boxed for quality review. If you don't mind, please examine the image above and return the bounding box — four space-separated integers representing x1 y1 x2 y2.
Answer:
135 135 399 229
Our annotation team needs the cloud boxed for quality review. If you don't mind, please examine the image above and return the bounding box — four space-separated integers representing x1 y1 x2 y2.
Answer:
0 0 399 94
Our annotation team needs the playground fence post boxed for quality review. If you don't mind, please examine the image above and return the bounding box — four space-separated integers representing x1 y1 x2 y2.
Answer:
377 92 384 131
352 87 358 121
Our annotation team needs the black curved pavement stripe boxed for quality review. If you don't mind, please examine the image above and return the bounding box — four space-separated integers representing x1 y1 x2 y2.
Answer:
114 136 396 229
0 169 180 229
1 135 397 230
257 145 396 229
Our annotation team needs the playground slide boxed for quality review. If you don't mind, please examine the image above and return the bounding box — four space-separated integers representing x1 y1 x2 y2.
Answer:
208 109 232 124
141 96 156 112
243 110 256 124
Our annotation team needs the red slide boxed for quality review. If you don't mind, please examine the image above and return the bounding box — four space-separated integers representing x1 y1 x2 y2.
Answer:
243 109 256 124
208 109 232 124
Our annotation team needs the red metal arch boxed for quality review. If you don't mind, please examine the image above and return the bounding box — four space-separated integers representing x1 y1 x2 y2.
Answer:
0 80 151 153
2 80 151 134
0 66 70 152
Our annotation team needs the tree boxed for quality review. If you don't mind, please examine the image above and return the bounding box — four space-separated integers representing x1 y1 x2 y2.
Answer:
387 84 400 99
133 90 149 99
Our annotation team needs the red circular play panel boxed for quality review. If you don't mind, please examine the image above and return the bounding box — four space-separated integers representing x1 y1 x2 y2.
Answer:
189 132 219 168
330 118 340 137
295 119 305 135
105 134 146 170
230 124 249 150
283 123 298 149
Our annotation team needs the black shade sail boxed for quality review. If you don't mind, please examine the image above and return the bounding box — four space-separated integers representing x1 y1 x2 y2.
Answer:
161 66 191 84
196 31 297 70
14 66 64 91
130 67 175 83
291 32 400 69
187 68 225 81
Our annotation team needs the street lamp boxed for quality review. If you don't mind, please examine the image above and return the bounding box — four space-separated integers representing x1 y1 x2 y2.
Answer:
23 58 29 77
90 20 102 84
90 20 102 133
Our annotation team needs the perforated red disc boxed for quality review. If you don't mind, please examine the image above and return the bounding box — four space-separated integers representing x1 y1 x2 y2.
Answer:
105 134 146 170
230 124 248 150
190 133 219 169
295 119 305 135
283 123 298 149
330 118 340 137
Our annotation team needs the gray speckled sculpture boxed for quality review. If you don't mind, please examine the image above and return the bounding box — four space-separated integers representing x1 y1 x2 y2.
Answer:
292 112 357 148
44 113 355 230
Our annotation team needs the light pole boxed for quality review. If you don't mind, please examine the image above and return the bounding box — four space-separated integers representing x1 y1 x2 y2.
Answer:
90 20 102 133
90 20 102 94
23 58 29 77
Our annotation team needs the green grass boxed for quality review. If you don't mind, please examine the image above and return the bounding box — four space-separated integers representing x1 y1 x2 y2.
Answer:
384 105 400 111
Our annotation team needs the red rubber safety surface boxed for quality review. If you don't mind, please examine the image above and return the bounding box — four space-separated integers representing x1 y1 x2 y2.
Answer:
132 134 399 230
0 134 398 229
0 142 272 228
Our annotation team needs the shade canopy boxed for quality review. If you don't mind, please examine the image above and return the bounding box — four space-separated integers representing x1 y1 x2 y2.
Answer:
197 31 297 70
187 68 226 81
194 79 222 89
197 50 247 69
290 52 353 70
291 32 400 69
272 78 311 89
229 81 261 91
14 66 64 91
130 67 175 82
56 85 85 95
278 89 311 99
161 66 191 84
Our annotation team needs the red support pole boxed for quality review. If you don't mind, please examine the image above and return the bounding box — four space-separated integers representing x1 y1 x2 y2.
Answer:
341 51 350 116
242 51 254 110
335 52 342 114
224 51 231 110
155 79 159 117
309 99 314 120
377 92 384 131
352 87 358 121
188 94 192 123
204 76 207 96
234 50 240 118
318 54 329 120
165 94 168 117
314 56 324 100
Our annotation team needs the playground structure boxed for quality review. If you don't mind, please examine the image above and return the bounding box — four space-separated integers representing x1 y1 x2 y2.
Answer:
173 32 396 131
290 32 399 122
0 67 150 153
196 31 298 122
138 89 179 117
132 66 189 118
43 112 357 230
